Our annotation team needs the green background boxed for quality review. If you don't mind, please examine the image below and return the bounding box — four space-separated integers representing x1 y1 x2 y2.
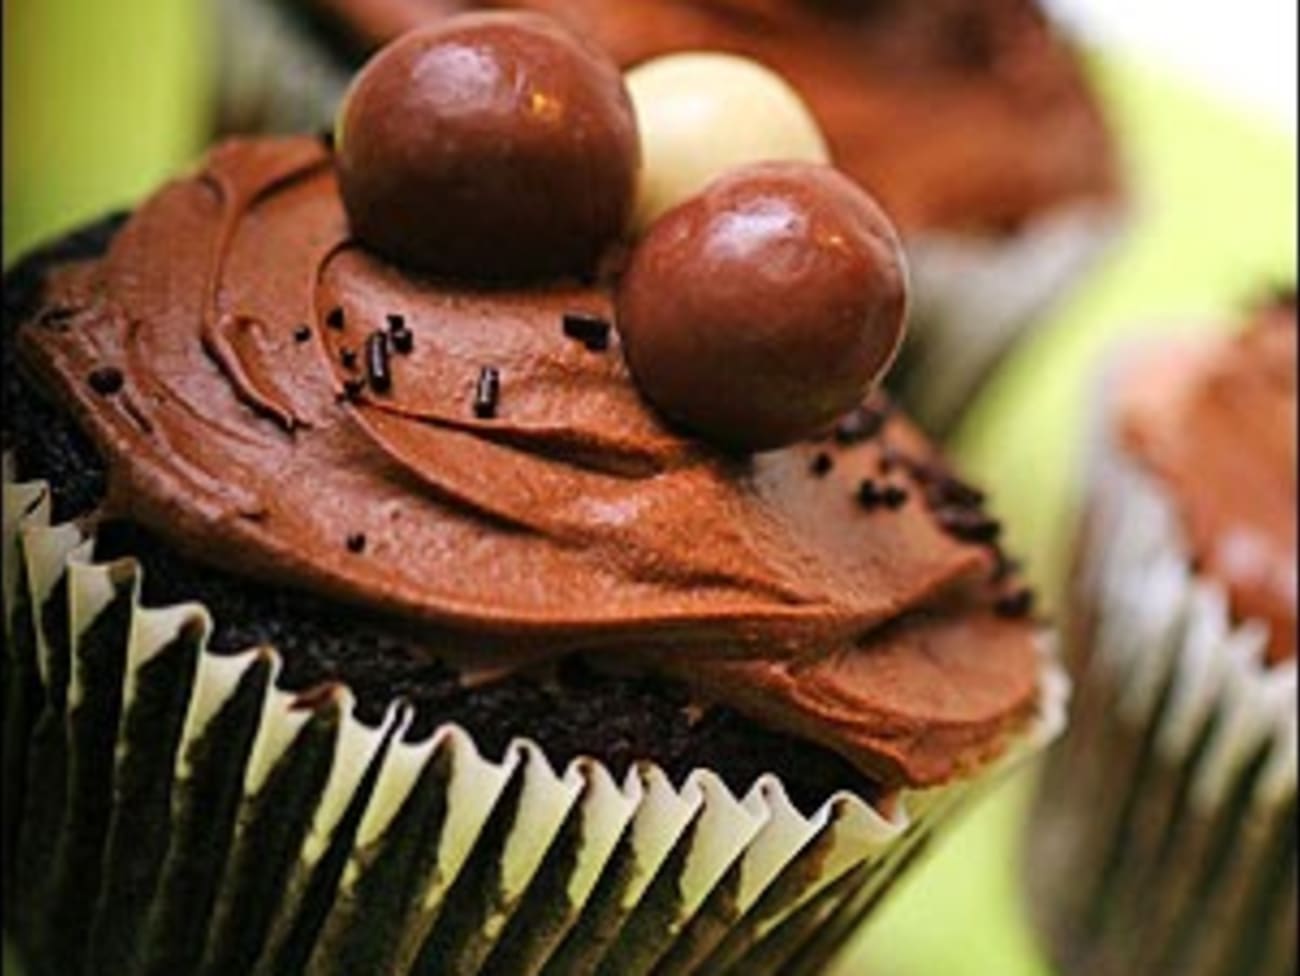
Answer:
4 3 1295 974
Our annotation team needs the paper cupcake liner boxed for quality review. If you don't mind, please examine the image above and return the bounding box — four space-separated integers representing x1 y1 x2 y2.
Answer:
212 0 1123 437
895 205 1123 434
2 467 1066 975
213 0 352 137
1025 387 1297 976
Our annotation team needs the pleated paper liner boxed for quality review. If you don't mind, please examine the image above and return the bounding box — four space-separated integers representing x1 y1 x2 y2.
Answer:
894 204 1122 435
1025 396 1297 976
212 0 1123 439
213 0 352 136
2 468 1066 976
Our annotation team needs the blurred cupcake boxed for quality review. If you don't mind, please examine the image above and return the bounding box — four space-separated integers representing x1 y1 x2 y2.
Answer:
214 0 1125 433
5 15 1064 975
1027 293 1297 976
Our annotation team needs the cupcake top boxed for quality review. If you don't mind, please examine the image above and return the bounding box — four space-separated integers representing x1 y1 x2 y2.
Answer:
1116 294 1297 666
293 0 1121 235
17 17 1043 790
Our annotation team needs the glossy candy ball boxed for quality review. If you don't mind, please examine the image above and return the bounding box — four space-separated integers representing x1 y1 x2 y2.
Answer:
616 161 908 451
336 13 640 280
625 53 829 234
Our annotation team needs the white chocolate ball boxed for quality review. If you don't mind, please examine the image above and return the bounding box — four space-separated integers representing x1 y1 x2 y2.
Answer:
625 53 830 233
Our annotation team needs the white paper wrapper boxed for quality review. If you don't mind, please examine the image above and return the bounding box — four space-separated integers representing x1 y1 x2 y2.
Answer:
1025 367 1297 976
213 0 352 136
2 471 1065 975
896 205 1122 434
212 0 1124 437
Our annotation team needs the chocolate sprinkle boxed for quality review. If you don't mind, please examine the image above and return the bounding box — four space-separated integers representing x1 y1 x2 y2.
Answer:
365 331 391 393
834 403 889 444
858 478 907 510
341 377 365 401
562 312 611 351
326 306 346 330
88 366 124 396
991 552 1021 583
339 347 358 370
936 507 1001 544
994 587 1035 619
346 532 367 553
386 313 414 353
856 479 884 509
810 452 834 476
881 484 909 509
922 470 986 509
293 324 312 343
856 434 1034 618
474 366 500 419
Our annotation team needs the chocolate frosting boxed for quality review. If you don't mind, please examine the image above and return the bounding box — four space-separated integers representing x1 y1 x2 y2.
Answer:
1118 298 1297 666
18 138 1040 786
300 0 1121 233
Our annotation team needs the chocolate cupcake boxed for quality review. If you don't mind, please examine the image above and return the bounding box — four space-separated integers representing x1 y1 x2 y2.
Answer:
213 0 1125 434
6 17 1063 975
1026 293 1297 976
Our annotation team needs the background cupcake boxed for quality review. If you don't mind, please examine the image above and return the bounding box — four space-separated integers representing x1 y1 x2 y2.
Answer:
2 15 1065 975
211 0 1126 434
1025 293 1297 976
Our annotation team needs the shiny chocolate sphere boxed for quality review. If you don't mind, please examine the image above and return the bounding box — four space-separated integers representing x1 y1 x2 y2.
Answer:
616 161 907 451
336 13 640 280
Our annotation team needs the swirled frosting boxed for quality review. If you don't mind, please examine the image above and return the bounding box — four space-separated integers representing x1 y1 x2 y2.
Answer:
299 0 1120 233
18 138 1041 786
1118 297 1297 665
